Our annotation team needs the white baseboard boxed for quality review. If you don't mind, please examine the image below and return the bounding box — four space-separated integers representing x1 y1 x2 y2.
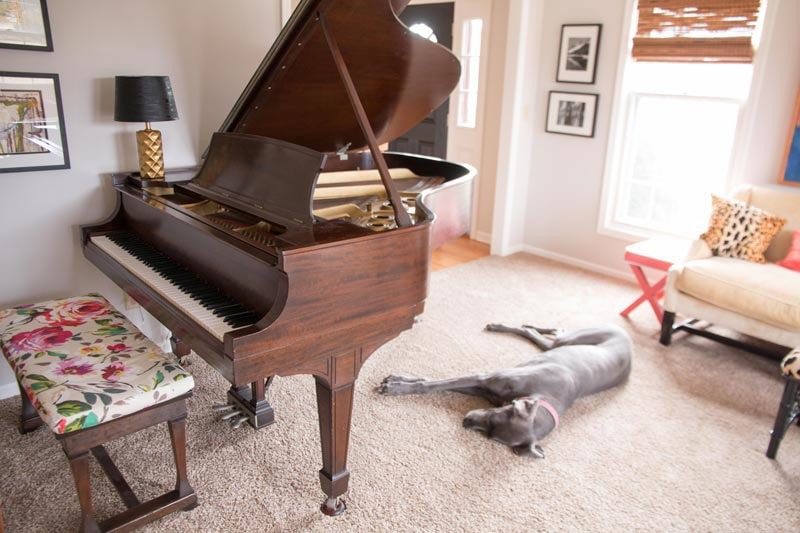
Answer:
517 244 632 282
0 382 19 400
471 231 492 244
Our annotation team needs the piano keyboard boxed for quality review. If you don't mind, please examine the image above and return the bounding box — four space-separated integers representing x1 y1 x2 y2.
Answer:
91 233 259 340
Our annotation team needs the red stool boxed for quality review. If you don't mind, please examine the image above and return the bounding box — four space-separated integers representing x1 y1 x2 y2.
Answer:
620 238 691 323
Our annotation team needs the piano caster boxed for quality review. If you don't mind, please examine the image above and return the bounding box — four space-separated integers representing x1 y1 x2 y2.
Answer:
320 497 346 517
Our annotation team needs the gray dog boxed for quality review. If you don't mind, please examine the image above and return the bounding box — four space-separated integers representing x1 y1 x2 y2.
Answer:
378 324 632 457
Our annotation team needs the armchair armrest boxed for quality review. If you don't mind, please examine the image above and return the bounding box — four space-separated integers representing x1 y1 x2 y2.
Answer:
684 239 712 261
663 239 711 312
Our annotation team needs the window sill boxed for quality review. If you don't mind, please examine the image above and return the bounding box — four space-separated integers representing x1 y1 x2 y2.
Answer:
596 219 697 244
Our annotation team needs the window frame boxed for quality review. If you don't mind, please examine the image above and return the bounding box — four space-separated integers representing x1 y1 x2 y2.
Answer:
597 0 757 242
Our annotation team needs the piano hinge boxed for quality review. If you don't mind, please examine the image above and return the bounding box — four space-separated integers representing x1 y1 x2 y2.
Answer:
336 143 352 160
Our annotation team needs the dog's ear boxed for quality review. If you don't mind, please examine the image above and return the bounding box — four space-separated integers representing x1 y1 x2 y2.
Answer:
512 399 528 417
513 443 545 458
513 398 540 417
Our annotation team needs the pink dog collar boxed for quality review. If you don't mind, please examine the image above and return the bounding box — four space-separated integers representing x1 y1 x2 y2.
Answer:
537 399 560 428
518 397 559 428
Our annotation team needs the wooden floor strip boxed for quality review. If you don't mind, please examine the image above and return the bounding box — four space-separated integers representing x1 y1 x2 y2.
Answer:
431 236 489 272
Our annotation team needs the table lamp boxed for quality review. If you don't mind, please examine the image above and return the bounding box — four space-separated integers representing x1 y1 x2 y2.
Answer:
114 76 178 180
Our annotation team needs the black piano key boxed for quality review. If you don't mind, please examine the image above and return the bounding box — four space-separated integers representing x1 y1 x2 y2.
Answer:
226 316 257 328
197 296 229 307
189 289 217 301
176 279 205 291
222 309 254 321
205 299 237 311
213 305 246 318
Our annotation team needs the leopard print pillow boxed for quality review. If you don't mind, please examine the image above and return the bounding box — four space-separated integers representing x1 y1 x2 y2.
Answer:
700 195 786 263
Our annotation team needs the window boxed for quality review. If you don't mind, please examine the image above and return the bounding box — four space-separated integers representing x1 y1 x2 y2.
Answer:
457 18 483 128
409 23 438 44
601 0 764 239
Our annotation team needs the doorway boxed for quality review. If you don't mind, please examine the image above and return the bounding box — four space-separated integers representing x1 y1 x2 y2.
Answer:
388 2 455 159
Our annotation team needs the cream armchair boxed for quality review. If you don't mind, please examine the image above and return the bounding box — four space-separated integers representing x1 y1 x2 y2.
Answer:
659 185 800 353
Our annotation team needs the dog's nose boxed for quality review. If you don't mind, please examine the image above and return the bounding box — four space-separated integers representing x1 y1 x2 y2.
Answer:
462 417 476 429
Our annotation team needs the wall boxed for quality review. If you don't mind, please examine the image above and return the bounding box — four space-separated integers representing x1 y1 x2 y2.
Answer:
498 0 800 278
522 0 629 275
0 0 282 396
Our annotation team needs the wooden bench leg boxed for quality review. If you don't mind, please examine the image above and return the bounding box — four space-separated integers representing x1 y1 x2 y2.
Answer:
56 397 197 531
67 451 101 533
168 416 196 503
17 382 42 434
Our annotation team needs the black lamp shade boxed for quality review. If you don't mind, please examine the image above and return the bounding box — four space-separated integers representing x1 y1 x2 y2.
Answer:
114 76 178 123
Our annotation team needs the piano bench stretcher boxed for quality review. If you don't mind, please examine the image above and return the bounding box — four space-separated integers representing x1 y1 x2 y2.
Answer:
0 293 198 532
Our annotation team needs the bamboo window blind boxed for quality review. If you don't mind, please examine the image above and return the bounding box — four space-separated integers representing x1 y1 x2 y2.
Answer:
632 0 762 63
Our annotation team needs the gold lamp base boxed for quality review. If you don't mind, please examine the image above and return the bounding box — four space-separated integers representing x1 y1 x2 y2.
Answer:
136 126 165 179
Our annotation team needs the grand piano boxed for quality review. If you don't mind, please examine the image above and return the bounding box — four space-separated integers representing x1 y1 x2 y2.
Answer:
82 0 474 515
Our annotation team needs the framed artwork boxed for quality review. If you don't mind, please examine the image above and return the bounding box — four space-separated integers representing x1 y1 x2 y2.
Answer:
0 72 70 173
556 24 601 84
545 91 598 138
779 85 800 187
0 0 53 51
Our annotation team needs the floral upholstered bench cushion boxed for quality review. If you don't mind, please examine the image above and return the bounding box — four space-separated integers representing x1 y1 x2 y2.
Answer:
0 294 193 434
783 348 800 380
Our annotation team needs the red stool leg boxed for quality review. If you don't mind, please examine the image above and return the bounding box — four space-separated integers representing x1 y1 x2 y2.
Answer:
620 264 668 323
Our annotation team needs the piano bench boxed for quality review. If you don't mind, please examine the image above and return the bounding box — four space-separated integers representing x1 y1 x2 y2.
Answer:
0 293 198 532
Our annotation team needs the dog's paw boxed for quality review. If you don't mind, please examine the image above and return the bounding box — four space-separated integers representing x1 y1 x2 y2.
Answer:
376 376 427 395
376 382 408 395
381 374 425 384
513 443 546 458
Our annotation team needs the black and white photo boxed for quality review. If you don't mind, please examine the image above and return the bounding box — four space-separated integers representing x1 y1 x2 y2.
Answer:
556 24 601 84
546 91 598 137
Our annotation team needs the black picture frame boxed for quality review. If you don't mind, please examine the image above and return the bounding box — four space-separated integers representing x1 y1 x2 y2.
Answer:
0 71 70 173
0 0 54 51
556 24 601 84
545 91 599 138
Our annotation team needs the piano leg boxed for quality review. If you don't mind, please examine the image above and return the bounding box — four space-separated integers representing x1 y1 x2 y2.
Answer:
226 378 276 429
315 375 353 516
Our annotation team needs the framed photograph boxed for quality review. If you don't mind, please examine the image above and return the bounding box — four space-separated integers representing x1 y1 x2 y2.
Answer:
545 91 598 138
0 0 53 51
0 72 70 173
556 24 601 84
779 85 800 187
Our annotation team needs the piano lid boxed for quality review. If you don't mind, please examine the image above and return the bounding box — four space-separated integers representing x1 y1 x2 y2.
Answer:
218 0 461 154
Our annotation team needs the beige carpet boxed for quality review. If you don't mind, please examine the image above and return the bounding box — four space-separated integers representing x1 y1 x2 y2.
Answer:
1 253 798 532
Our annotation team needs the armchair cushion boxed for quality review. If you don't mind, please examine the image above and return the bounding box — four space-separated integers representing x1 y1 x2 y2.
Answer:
700 195 786 263
777 230 800 272
674 257 800 331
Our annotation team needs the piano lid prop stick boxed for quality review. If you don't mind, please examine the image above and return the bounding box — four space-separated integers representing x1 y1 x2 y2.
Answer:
318 10 413 228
